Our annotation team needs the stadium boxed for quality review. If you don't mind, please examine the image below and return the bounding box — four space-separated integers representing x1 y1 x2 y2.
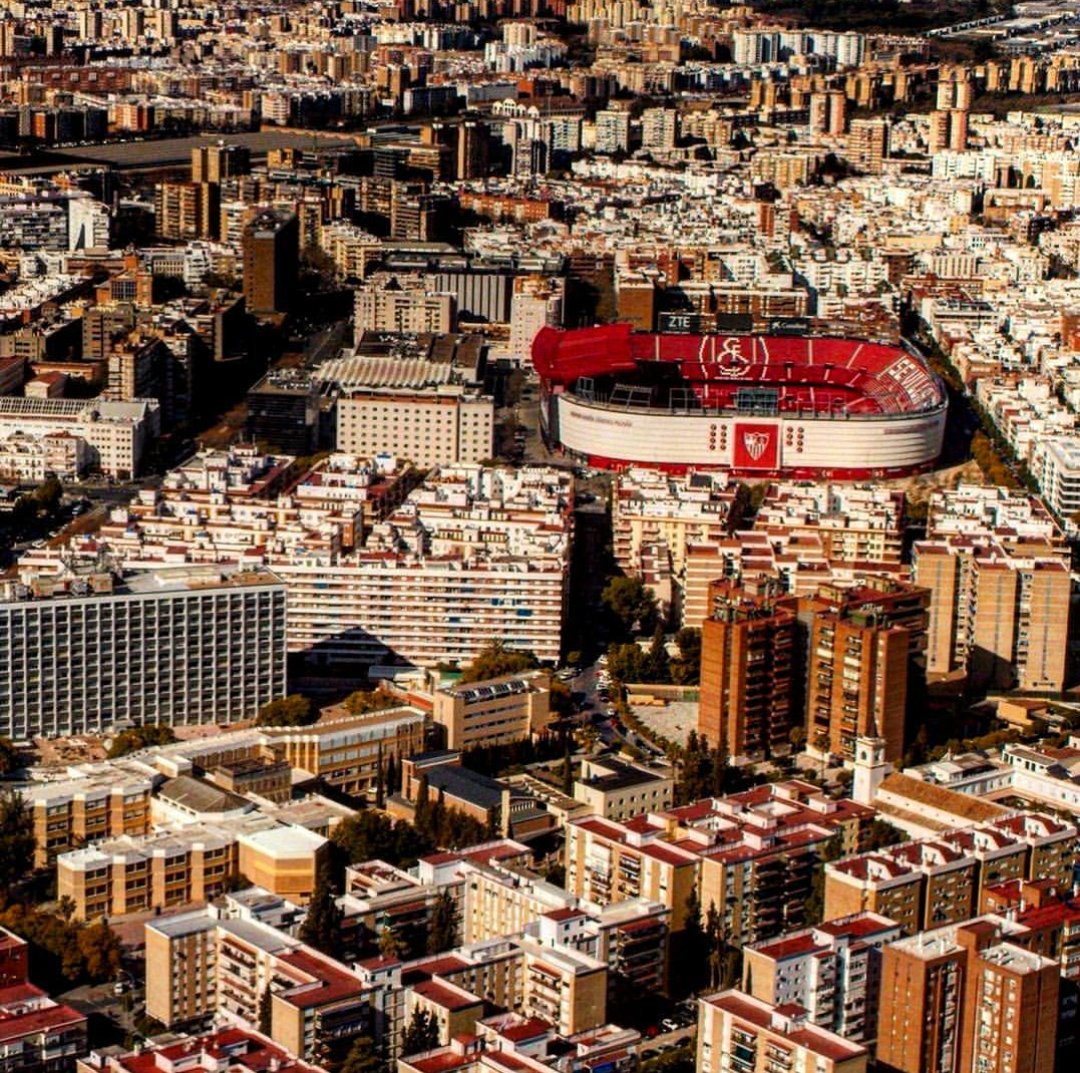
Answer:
532 325 948 478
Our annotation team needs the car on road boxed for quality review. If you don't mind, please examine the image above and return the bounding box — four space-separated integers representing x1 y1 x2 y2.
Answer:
661 1019 679 1032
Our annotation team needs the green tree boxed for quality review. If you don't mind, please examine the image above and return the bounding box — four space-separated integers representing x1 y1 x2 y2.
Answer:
670 627 701 685
680 887 706 995
458 641 540 683
256 695 315 727
400 1007 440 1057
332 810 432 869
258 987 272 1035
601 575 658 639
106 724 177 758
646 625 671 683
299 869 343 956
0 790 35 891
427 890 459 955
867 818 906 850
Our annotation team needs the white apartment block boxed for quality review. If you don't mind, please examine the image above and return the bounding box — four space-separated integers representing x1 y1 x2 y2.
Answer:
0 397 160 478
26 458 571 670
742 912 902 1044
353 277 456 341
0 565 286 739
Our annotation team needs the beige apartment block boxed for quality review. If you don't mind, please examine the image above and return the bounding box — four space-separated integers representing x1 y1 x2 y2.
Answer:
697 990 868 1073
432 671 553 751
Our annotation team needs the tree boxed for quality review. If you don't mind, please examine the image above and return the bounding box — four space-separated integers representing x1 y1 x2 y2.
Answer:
258 987 272 1035
374 745 385 809
106 724 176 758
0 736 20 776
601 576 658 639
427 890 459 955
646 625 670 683
400 1007 440 1057
331 810 432 870
343 690 400 716
378 926 408 960
788 725 807 752
867 818 906 850
670 628 701 685
679 887 706 995
256 695 315 727
33 476 62 515
78 922 123 982
339 1036 382 1073
299 869 343 956
458 641 540 684
0 791 34 892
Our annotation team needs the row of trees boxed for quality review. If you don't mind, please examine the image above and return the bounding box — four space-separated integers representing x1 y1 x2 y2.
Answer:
682 890 742 996
605 627 701 687
675 731 751 804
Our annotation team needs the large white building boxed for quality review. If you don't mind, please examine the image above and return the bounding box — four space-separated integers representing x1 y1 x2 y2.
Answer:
0 397 160 478
24 455 572 669
322 344 494 466
0 564 286 739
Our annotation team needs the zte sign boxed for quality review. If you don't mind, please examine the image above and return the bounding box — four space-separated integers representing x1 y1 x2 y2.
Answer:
733 422 779 470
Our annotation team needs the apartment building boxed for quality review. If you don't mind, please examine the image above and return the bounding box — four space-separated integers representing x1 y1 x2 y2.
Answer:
697 990 868 1073
742 912 902 1044
432 671 553 751
0 565 286 740
342 859 443 958
825 813 1077 936
803 579 929 764
0 930 87 1073
411 841 671 999
699 576 928 763
755 482 905 565
572 756 674 822
77 1028 326 1073
699 576 797 759
27 457 571 669
58 815 329 920
566 780 874 945
146 911 367 1060
877 918 1060 1073
353 275 455 337
23 762 156 868
0 396 159 478
913 486 1070 691
262 706 426 797
612 469 737 579
682 531 910 630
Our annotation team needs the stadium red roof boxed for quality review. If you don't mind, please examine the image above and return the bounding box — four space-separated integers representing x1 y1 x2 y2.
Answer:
532 327 944 418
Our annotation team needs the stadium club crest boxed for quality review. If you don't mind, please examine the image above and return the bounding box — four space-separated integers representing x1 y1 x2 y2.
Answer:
743 431 770 461
733 422 778 470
